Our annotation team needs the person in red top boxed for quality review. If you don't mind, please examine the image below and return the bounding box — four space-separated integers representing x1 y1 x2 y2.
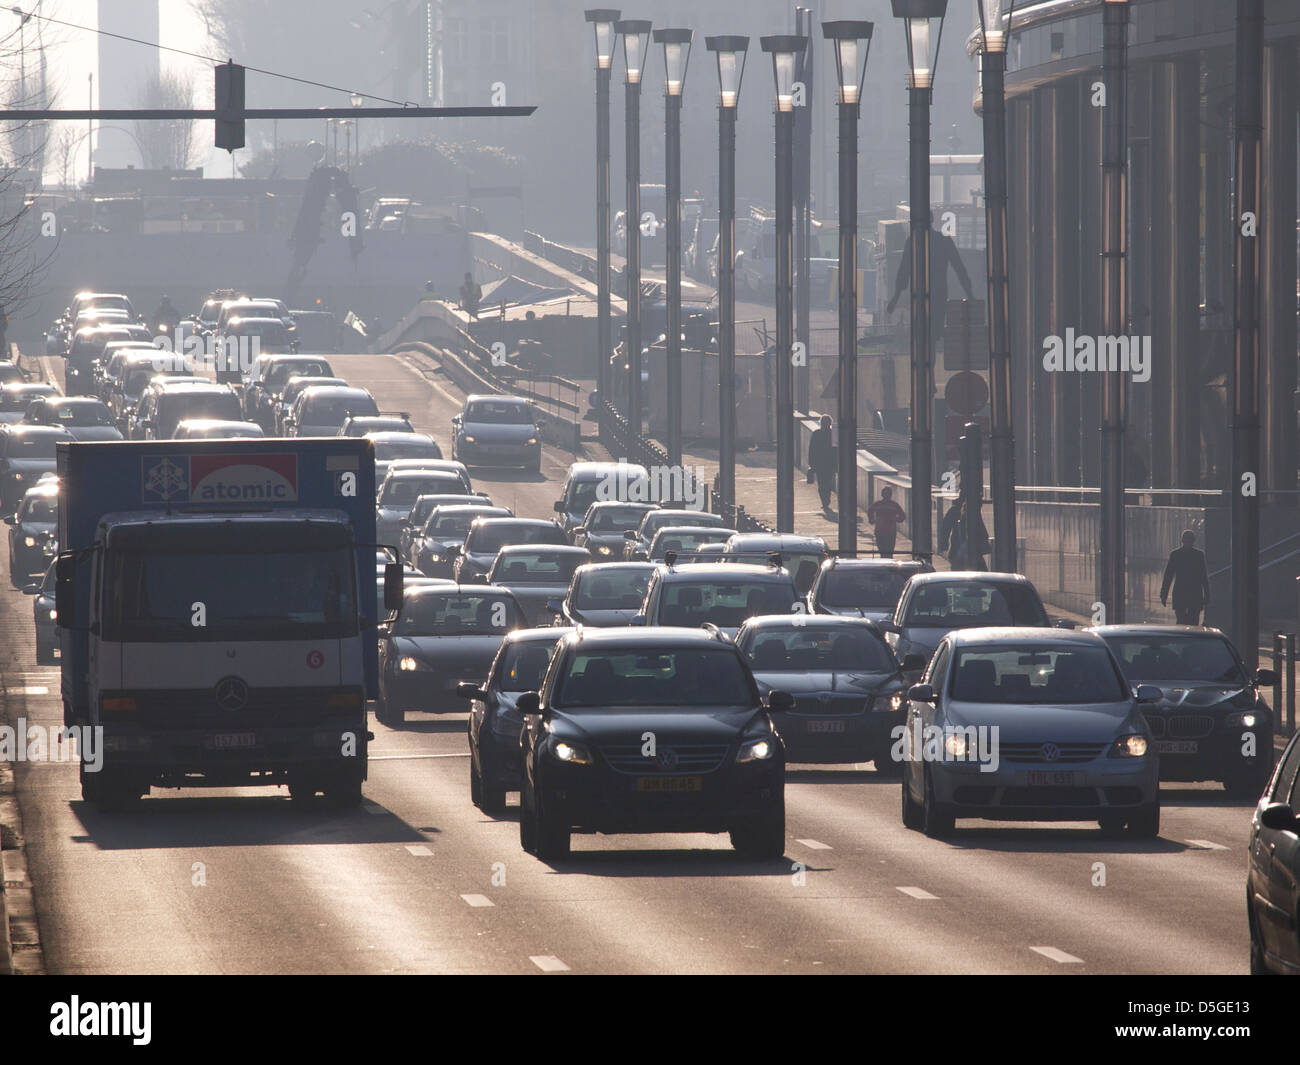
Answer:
867 486 907 558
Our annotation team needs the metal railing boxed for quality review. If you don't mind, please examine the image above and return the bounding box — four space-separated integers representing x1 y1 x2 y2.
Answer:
455 328 583 418
1273 633 1297 735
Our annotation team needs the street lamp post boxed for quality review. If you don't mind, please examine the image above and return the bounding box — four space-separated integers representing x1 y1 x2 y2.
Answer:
762 34 808 534
618 19 652 431
654 28 693 468
707 36 749 518
351 91 364 167
822 21 873 556
585 10 620 421
794 6 815 416
1098 0 1129 622
893 0 948 562
975 0 1018 573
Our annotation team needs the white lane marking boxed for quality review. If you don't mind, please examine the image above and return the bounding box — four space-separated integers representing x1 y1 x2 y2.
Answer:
404 845 434 856
896 886 938 900
461 894 495 908
370 753 470 760
1186 839 1228 850
1030 946 1083 964
796 838 832 850
530 955 570 972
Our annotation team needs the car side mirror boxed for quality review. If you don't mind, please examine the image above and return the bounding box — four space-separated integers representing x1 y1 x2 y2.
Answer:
22 583 39 595
456 681 484 700
3 514 15 525
630 614 646 626
382 561 404 612
1052 617 1077 629
766 690 795 713
515 691 541 716
1255 667 1277 686
624 529 637 540
1259 803 1298 832
1135 684 1162 704
553 500 564 513
901 653 927 674
907 683 934 703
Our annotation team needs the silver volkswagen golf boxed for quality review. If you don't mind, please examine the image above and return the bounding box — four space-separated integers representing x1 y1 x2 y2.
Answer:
900 628 1161 838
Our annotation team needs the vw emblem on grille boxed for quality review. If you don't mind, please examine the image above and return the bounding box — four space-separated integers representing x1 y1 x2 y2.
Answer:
656 747 679 770
215 675 249 712
818 693 831 704
1040 742 1061 762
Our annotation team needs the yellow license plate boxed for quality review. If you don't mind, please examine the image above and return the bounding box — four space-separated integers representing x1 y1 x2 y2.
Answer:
636 776 702 793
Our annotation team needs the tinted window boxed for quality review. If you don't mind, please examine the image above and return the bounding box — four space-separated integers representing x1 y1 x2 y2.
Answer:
554 648 754 707
491 551 585 584
395 593 522 636
949 646 1128 704
304 392 377 422
742 625 895 672
466 400 533 424
381 474 464 505
374 439 440 461
658 578 797 628
1102 634 1246 686
19 495 56 522
587 505 652 531
47 402 114 426
496 639 561 693
903 581 1047 628
653 529 732 554
467 524 566 553
822 568 911 609
573 567 653 610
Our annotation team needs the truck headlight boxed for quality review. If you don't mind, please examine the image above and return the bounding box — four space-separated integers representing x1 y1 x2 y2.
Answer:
552 740 592 765
738 737 775 763
1108 734 1149 758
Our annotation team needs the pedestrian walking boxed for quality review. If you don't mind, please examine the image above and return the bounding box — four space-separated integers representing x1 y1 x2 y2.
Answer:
1160 530 1210 625
807 414 836 514
459 272 482 318
867 486 906 559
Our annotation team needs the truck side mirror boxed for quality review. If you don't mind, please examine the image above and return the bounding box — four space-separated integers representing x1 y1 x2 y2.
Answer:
383 561 404 612
55 554 75 629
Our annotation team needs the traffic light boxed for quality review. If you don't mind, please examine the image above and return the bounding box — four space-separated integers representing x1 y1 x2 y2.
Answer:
215 60 245 152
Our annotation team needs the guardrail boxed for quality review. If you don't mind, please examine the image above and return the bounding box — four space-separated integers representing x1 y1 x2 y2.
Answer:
454 328 584 420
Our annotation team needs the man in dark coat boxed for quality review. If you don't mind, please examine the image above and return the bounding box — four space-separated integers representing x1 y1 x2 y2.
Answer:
1160 530 1210 625
808 414 836 513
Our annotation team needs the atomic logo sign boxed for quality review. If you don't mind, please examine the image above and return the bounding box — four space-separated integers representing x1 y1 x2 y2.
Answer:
142 454 299 504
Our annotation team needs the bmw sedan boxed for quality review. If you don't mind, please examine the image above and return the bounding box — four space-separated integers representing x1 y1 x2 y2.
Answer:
462 626 575 813
452 517 568 585
736 615 922 770
900 628 1161 838
1094 624 1277 796
516 627 791 860
376 586 526 725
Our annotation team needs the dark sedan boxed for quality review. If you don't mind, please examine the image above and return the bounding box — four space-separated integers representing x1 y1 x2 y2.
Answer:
572 500 658 561
487 544 591 627
517 627 791 860
1247 730 1300 974
550 562 658 626
462 626 575 813
21 396 123 441
452 517 568 584
376 586 526 725
413 504 512 577
1094 624 1277 796
0 425 75 512
807 557 933 623
7 481 57 583
736 615 922 770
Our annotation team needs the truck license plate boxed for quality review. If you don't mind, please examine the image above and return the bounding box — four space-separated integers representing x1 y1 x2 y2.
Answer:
209 732 256 750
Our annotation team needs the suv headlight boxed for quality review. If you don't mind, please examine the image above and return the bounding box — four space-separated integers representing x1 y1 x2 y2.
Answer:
1108 733 1149 758
552 740 592 765
738 737 776 763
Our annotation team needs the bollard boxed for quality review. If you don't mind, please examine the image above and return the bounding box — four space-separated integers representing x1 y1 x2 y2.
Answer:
1274 633 1285 722
1287 634 1297 733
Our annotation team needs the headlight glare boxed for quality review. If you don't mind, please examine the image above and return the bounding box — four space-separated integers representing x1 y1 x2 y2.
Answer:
1109 733 1149 758
738 737 775 763
553 740 592 765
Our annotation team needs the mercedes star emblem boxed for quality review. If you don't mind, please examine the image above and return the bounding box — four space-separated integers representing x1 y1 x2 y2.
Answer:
215 675 249 712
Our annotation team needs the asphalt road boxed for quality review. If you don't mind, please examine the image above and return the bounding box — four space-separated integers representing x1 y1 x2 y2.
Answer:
0 350 1262 974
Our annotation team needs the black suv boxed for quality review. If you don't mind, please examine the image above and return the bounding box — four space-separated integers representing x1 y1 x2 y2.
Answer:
516 627 791 860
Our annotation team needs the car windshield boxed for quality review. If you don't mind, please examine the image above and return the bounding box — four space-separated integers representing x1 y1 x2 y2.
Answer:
230 320 289 343
573 568 652 610
950 646 1128 704
19 496 56 522
645 511 719 536
270 361 333 388
1 389 54 411
742 626 896 673
375 439 439 461
903 582 1047 628
822 568 912 609
304 393 377 423
588 505 651 531
569 476 649 514
164 393 242 426
395 593 523 636
428 510 497 538
555 648 755 707
467 524 566 553
4 433 61 458
659 578 798 628
46 403 114 427
1101 634 1247 685
381 474 463 506
496 639 560 693
465 400 533 424
492 551 584 584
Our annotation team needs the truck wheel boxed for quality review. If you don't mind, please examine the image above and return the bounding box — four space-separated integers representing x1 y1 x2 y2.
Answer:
730 795 785 859
324 773 363 809
288 779 317 805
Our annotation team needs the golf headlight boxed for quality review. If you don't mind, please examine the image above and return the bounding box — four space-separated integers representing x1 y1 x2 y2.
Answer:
398 656 426 672
1227 711 1260 729
596 545 612 556
24 535 36 547
738 737 775 763
552 740 592 765
944 733 972 759
1108 733 1149 758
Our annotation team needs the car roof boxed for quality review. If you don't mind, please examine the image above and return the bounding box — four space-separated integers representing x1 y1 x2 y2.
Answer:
573 561 658 575
36 395 103 406
947 627 1107 647
429 504 509 516
1 423 75 437
176 418 262 431
725 533 827 549
471 517 557 528
1088 624 1230 639
404 583 518 601
385 467 461 480
565 460 649 479
906 570 1035 586
587 499 656 510
740 614 880 630
4 382 57 393
823 556 928 570
466 393 529 404
368 431 434 444
658 562 791 580
494 544 591 557
226 316 283 327
300 385 370 398
558 626 740 647
152 380 232 395
503 626 577 645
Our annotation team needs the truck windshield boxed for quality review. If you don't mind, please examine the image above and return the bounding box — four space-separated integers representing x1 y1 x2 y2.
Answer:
104 543 358 642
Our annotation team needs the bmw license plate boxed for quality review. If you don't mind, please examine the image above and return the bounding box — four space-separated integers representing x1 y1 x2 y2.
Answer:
1155 740 1197 754
636 776 701 793
208 732 256 750
1027 770 1080 786
805 719 846 733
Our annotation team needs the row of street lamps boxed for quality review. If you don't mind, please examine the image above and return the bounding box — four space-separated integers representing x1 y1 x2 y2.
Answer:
585 2 1014 562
